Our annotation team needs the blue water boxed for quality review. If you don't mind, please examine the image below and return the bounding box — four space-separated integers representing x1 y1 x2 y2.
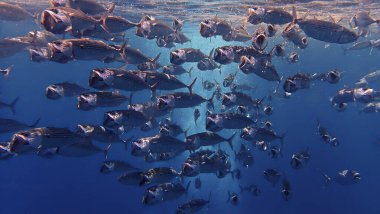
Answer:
1 4 380 214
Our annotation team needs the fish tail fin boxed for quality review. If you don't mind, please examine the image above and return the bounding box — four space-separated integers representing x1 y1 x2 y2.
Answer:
119 39 129 64
104 144 112 160
291 6 298 24
153 53 161 63
9 97 19 115
187 77 197 95
30 118 41 127
3 65 13 79
188 67 193 78
227 132 236 150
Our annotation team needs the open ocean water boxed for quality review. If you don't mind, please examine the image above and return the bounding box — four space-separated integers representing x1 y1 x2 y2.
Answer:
0 0 380 213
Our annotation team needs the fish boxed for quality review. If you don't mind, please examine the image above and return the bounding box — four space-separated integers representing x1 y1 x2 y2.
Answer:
0 37 35 58
316 120 339 147
223 71 238 87
46 82 89 99
156 92 214 111
144 73 198 95
263 168 281 186
194 109 200 125
142 182 190 205
131 134 190 156
206 112 255 132
0 65 13 79
360 102 380 113
235 144 254 168
247 7 293 25
283 73 311 93
103 109 152 133
343 40 373 54
273 43 286 57
200 16 233 38
50 0 110 15
290 148 310 169
97 15 137 33
0 118 40 134
256 140 269 151
128 102 170 120
170 48 209 65
9 127 90 153
222 92 263 110
267 24 277 37
349 11 380 37
282 24 308 49
77 91 128 111
239 55 281 82
173 18 184 31
0 142 14 160
334 170 361 185
100 160 139 174
281 179 292 201
176 194 211 214
0 2 36 21
181 150 231 178
76 124 126 144
290 7 359 44
197 49 221 73
163 65 193 77
47 38 127 63
241 127 285 143
227 192 239 205
185 132 236 150
268 145 282 159
355 70 380 88
240 184 261 196
214 45 260 65
0 97 19 115
140 167 181 186
223 27 251 42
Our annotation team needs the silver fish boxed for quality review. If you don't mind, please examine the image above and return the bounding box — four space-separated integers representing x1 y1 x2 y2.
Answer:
46 82 89 99
0 2 36 21
77 91 128 111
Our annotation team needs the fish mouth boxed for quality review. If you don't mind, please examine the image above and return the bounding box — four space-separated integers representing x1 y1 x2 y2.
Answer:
169 51 185 65
275 45 284 56
130 141 147 156
181 162 199 177
267 25 276 36
77 96 93 111
253 34 268 50
9 134 30 153
48 42 73 64
214 48 233 64
89 71 109 89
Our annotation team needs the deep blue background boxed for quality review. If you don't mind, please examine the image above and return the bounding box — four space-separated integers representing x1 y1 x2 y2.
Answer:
1 14 380 214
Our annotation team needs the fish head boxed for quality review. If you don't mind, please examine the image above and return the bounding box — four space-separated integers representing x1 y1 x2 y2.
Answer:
142 188 163 205
162 65 174 74
137 61 158 71
283 79 297 93
135 21 152 38
157 95 175 111
206 114 223 132
77 94 97 110
222 93 236 106
325 70 341 84
76 124 95 137
103 111 123 131
29 48 49 62
267 24 276 37
214 47 234 64
197 58 213 71
41 9 70 34
170 49 186 65
45 84 64 99
252 28 268 50
351 171 361 182
240 127 255 140
247 7 265 24
9 131 42 153
131 138 150 156
181 161 200 177
89 69 114 89
199 20 217 37
239 56 256 73
290 155 303 169
339 31 359 44
48 41 73 63
100 161 115 173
